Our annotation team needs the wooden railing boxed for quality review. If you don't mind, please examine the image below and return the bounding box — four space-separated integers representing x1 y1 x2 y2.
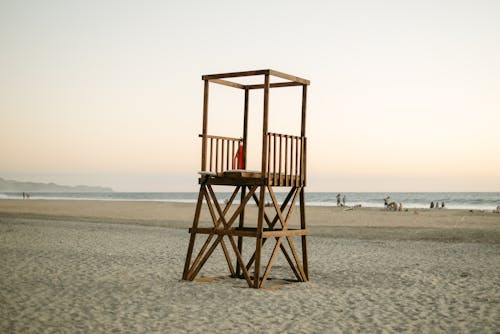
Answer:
200 134 243 174
266 132 306 186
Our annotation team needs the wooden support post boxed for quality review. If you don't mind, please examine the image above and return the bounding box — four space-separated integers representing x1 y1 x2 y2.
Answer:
300 187 308 280
243 88 249 168
236 89 249 277
254 73 270 288
300 84 308 279
201 80 209 171
183 185 205 280
301 84 307 185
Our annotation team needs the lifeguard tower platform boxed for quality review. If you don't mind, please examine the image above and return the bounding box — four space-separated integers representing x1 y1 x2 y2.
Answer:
182 69 310 288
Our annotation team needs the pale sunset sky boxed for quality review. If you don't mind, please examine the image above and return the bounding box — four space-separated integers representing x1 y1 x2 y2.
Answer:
1 0 499 192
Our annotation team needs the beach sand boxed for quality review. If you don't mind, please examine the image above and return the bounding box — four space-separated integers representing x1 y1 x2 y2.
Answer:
1 200 499 332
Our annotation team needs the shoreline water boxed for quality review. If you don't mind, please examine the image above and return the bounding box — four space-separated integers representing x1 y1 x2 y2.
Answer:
1 191 499 211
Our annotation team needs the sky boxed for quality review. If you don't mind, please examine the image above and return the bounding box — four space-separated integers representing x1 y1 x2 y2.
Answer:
1 0 499 192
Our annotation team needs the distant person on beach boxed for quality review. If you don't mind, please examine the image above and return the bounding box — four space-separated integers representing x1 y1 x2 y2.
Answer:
441 201 445 209
384 196 390 208
494 205 500 213
22 192 25 199
336 193 341 206
342 195 346 207
430 201 434 209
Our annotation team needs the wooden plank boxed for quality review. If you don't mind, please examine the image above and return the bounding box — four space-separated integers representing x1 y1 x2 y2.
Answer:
189 227 259 238
251 192 273 227
273 134 277 185
243 89 249 168
220 237 235 276
187 233 216 279
221 139 225 173
215 138 219 173
202 69 269 81
286 236 307 282
269 186 297 229
278 134 282 186
259 236 284 288
188 235 223 280
295 138 299 187
224 185 258 229
301 84 307 186
201 80 209 171
261 74 270 175
206 184 229 228
209 78 245 89
262 229 308 238
199 134 242 141
269 69 310 85
228 235 253 287
268 186 286 229
236 185 247 277
300 138 304 186
223 170 263 178
280 242 302 281
226 139 230 171
284 136 288 186
202 177 266 186
246 81 303 90
267 134 271 183
300 187 308 280
182 186 205 280
209 138 213 172
289 137 294 186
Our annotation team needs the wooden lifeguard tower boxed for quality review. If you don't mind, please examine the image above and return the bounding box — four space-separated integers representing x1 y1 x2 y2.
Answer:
182 69 309 289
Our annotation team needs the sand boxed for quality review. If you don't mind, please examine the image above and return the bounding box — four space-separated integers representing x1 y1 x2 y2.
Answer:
1 199 499 332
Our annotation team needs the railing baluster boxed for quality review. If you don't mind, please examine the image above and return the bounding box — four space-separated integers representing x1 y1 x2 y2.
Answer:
272 133 276 185
300 137 303 186
277 134 281 186
267 134 271 183
284 136 288 186
226 140 229 170
215 138 219 173
210 138 213 173
295 137 299 187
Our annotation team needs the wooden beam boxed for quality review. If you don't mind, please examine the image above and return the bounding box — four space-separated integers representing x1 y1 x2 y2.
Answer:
209 79 245 89
269 69 310 85
228 235 253 287
255 73 271 288
300 188 308 280
246 81 303 90
202 69 269 81
301 85 308 186
182 186 204 280
243 89 249 168
188 227 259 238
262 229 308 238
259 236 283 288
201 80 209 171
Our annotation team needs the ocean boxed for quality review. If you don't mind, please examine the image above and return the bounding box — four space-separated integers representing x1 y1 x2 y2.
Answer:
1 192 499 211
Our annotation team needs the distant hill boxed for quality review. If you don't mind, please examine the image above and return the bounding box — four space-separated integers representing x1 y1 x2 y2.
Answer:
0 177 113 192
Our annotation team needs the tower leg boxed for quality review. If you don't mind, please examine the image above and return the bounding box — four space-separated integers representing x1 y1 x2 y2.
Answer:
182 186 204 280
253 185 266 288
235 185 246 277
299 187 308 280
